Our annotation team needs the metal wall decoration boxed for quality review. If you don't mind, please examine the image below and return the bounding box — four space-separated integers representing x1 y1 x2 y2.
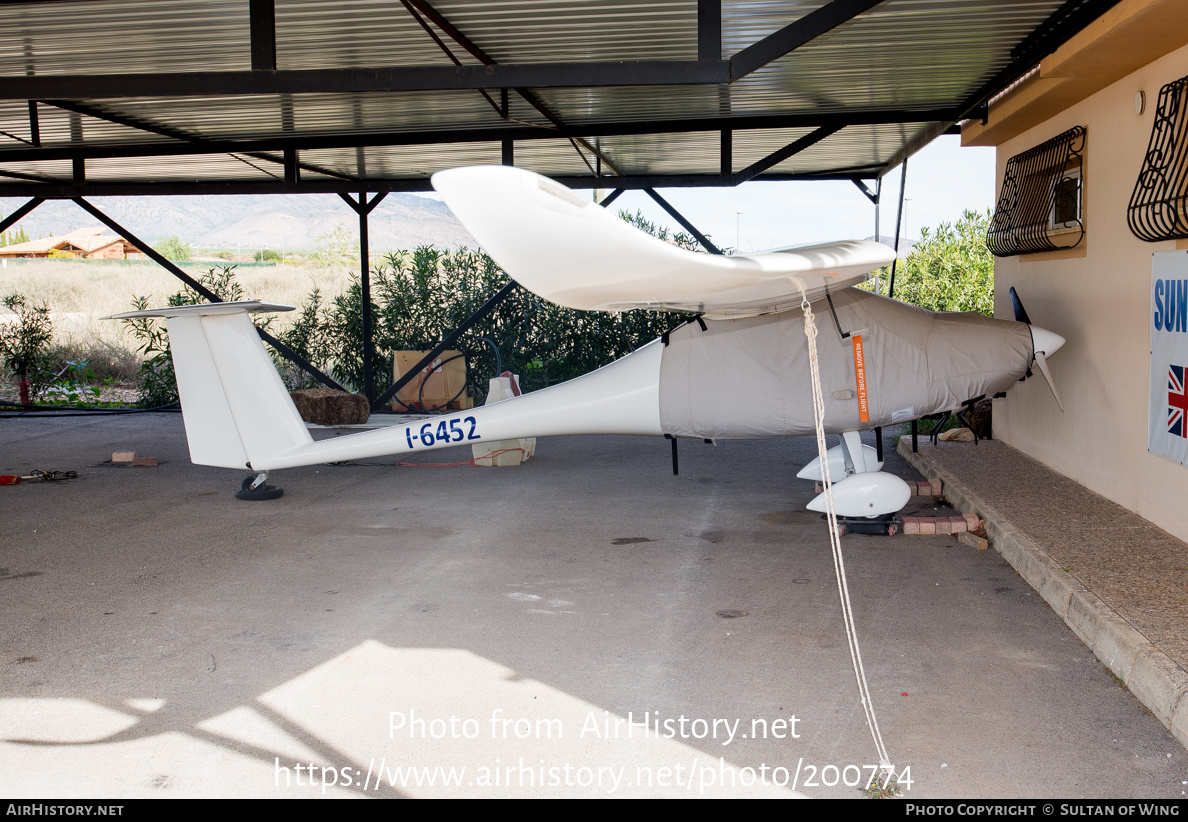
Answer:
988 126 1086 256
1129 76 1188 242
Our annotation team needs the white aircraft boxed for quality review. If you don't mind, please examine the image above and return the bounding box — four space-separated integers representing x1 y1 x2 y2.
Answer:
110 166 1065 517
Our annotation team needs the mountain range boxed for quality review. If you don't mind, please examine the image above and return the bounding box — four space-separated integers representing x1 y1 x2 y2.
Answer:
0 193 476 252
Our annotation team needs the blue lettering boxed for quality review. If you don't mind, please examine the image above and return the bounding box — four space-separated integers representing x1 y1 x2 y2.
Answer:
1178 280 1188 332
1156 279 1165 330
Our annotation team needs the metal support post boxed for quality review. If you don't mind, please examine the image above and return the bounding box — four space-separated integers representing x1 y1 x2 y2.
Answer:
360 195 373 400
340 191 388 402
874 177 881 243
27 102 39 146
888 159 908 299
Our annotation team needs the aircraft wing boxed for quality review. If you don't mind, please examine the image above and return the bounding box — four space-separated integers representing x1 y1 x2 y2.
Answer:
432 166 896 318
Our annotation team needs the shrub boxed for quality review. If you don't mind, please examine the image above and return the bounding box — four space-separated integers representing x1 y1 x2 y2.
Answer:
0 293 55 403
124 266 247 407
274 245 688 400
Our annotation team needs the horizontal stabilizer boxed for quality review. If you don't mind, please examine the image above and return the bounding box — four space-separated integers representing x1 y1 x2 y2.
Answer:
106 300 294 320
432 166 894 318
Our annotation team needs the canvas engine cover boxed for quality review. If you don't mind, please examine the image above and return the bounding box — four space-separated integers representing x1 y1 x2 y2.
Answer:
658 289 1033 438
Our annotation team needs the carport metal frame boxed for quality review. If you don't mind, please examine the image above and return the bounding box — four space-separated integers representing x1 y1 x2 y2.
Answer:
0 0 1126 406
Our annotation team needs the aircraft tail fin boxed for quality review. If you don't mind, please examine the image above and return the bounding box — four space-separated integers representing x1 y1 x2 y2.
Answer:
108 301 311 470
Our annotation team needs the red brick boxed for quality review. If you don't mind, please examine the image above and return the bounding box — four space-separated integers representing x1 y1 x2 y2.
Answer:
959 532 989 550
919 519 936 535
935 518 952 535
903 517 920 535
949 516 967 533
963 513 980 530
929 478 943 495
132 456 158 467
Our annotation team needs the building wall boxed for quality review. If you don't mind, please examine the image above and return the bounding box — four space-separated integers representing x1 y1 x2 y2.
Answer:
994 41 1188 540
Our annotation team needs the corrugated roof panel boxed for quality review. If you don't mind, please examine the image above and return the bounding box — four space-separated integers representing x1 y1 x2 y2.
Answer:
730 122 933 174
301 142 504 179
725 0 1062 112
429 0 697 63
76 90 517 142
276 0 460 70
0 0 1109 191
83 154 288 182
21 103 179 148
0 1 249 76
509 139 611 177
532 0 1069 123
596 131 744 176
0 160 71 185
276 0 697 69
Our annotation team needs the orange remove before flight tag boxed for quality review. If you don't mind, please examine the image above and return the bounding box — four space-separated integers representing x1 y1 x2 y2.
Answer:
853 334 869 423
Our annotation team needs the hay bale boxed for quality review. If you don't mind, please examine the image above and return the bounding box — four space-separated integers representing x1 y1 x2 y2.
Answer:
289 388 370 426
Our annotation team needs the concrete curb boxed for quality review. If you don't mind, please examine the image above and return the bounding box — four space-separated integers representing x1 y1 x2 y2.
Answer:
897 438 1188 750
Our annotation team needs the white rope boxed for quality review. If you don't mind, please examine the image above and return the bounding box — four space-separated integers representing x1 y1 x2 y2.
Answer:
789 277 893 773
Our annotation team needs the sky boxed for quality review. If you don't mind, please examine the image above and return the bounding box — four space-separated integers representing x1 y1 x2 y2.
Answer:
600 134 998 254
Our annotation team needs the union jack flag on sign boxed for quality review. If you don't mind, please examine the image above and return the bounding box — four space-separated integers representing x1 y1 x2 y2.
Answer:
1169 364 1188 437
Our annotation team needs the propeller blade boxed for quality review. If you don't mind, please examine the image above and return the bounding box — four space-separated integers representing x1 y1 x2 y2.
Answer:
1033 351 1064 411
1009 286 1032 325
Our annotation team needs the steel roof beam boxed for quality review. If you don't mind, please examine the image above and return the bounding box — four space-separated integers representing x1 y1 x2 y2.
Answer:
0 169 884 198
38 100 356 182
0 62 729 100
0 108 955 163
729 0 885 81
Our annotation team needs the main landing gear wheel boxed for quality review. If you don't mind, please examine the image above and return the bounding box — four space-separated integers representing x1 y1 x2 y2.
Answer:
235 472 283 501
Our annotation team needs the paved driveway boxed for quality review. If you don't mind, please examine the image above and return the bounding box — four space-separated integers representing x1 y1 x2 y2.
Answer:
1 415 1185 798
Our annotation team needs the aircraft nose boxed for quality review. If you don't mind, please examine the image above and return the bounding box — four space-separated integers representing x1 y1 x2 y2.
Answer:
1030 325 1065 358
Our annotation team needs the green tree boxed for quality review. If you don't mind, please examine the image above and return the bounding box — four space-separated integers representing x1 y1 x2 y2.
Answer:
869 210 994 316
1 224 28 247
313 224 358 274
277 242 691 399
254 248 282 263
152 235 192 261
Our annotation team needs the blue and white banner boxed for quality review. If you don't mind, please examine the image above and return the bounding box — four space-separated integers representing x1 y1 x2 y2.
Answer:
1149 250 1188 465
